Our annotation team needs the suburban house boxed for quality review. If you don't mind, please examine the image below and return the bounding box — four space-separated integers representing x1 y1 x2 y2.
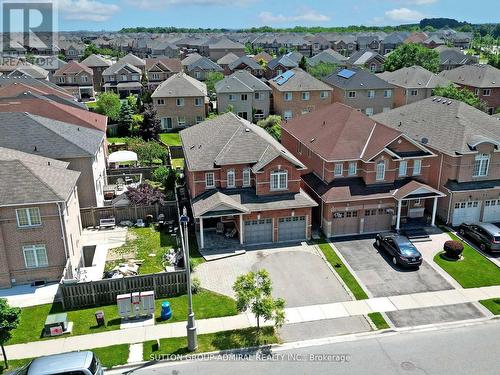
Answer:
434 46 478 72
281 103 443 237
6 62 49 80
81 54 111 92
439 64 500 114
323 67 395 116
145 57 182 90
356 36 381 52
181 53 223 81
152 72 208 131
118 53 146 74
333 35 357 56
346 49 386 73
266 55 298 79
308 48 348 66
377 66 454 107
52 61 95 100
148 40 179 58
217 53 239 75
423 35 446 49
252 51 273 65
268 68 333 120
208 38 245 61
215 70 271 121
373 97 500 226
58 41 85 60
380 32 408 55
0 112 107 208
180 112 317 249
102 60 143 98
227 55 265 78
0 147 82 288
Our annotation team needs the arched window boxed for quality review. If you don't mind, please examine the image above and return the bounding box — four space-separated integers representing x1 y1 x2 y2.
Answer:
376 160 385 181
227 169 235 188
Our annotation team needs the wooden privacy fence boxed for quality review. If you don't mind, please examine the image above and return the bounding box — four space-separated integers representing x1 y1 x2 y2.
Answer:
60 271 188 309
80 202 177 228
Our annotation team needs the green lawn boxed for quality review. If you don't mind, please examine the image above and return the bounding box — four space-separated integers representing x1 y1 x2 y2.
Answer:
107 137 128 144
433 233 500 288
315 238 369 300
479 298 500 315
8 290 236 345
160 133 182 146
143 327 278 360
368 312 390 330
0 358 32 374
86 101 98 110
171 158 184 170
93 344 130 368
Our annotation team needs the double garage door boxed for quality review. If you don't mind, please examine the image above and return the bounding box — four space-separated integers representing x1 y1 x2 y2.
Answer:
483 199 500 223
244 216 307 244
452 201 481 226
332 208 392 236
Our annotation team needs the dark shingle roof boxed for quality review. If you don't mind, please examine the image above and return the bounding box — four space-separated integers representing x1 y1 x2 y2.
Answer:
377 66 453 89
439 64 500 88
269 68 332 92
215 70 270 94
323 67 394 90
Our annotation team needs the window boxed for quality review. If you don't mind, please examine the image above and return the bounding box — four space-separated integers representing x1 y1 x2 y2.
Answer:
369 63 376 72
120 74 127 81
194 97 203 106
376 160 385 181
16 208 41 227
365 107 374 116
205 172 215 189
482 89 491 96
413 159 422 176
151 73 160 80
473 153 490 177
474 88 480 95
23 244 48 268
399 160 407 177
243 168 251 187
254 92 262 100
227 169 235 188
347 91 356 98
177 116 186 127
384 90 392 98
241 94 248 101
297 142 302 154
176 98 184 107
348 162 357 176
196 116 203 124
276 69 283 76
58 76 64 83
270 170 288 191
408 89 418 96
161 117 172 130
67 76 74 83
320 91 329 99
334 163 343 176
302 92 310 100
194 71 201 79
283 110 292 120
81 75 88 83
229 94 236 101
157 99 165 105
367 90 375 98
413 199 421 206
132 74 139 81
284 92 292 101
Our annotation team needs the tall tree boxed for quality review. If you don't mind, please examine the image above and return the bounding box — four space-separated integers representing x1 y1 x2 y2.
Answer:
299 55 308 70
383 43 440 73
139 103 161 141
205 71 224 97
0 298 21 368
117 101 134 136
95 92 121 121
233 270 285 333
307 62 338 80
257 115 282 141
433 85 487 111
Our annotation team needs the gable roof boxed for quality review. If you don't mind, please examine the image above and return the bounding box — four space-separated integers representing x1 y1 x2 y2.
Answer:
269 68 332 92
208 38 245 50
145 57 182 73
308 49 347 66
181 53 203 66
347 49 385 65
180 112 305 172
267 55 298 70
215 70 270 94
434 46 476 66
81 54 112 68
151 72 207 98
372 96 500 156
377 65 453 89
118 53 146 68
438 64 500 88
228 55 262 71
54 61 93 76
8 63 49 80
252 51 273 63
183 55 223 72
323 67 394 90
102 60 142 76
217 52 239 65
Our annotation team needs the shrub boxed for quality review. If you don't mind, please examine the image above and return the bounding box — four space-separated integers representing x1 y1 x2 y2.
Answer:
191 277 201 294
443 240 464 259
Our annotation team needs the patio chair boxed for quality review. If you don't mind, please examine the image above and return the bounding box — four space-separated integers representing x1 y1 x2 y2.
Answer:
225 227 237 238
216 222 225 235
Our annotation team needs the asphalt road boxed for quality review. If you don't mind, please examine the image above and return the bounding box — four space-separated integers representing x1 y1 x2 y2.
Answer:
113 320 500 375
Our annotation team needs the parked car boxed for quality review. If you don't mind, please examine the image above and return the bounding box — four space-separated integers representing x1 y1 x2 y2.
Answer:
12 351 103 375
375 233 423 267
458 223 500 253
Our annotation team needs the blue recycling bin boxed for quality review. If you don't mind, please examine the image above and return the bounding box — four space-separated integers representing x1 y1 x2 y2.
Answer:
161 301 172 320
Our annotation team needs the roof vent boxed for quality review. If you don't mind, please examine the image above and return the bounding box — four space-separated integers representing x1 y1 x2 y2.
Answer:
432 97 436 101
421 137 428 144
245 128 250 132
436 98 441 102
34 146 37 152
310 137 315 143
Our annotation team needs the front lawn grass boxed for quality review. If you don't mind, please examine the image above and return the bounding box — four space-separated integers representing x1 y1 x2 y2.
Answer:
433 233 500 288
143 326 278 360
160 133 181 146
368 312 390 330
107 137 128 144
0 358 32 374
93 344 130 368
315 237 369 300
479 298 500 315
8 290 236 345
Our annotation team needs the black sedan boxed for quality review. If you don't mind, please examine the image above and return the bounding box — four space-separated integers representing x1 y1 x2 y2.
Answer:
375 233 423 267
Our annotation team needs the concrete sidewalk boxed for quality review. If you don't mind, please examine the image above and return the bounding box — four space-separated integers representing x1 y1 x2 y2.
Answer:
5 284 500 360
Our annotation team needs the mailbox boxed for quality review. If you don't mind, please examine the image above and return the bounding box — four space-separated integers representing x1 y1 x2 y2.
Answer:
140 291 155 316
117 291 155 319
117 293 132 319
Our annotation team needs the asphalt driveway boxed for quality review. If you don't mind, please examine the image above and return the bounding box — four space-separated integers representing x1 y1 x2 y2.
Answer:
333 238 454 298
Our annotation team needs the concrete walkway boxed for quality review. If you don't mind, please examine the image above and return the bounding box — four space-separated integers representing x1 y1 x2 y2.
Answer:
5 284 500 360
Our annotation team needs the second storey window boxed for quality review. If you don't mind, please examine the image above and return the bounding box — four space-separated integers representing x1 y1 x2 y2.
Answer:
367 90 375 99
320 91 329 99
347 91 356 98
58 76 64 83
81 75 88 83
227 169 235 188
120 74 127 81
399 160 407 176
205 172 215 189
270 170 288 191
23 244 48 268
348 162 357 176
408 89 418 96
157 99 165 105
229 94 236 101
413 159 422 176
473 153 490 177
194 97 203 106
241 94 248 101
482 89 491 96
16 207 42 228
284 92 292 101
384 90 392 98
302 92 310 100
376 160 385 181
243 168 251 187
334 163 343 176
176 98 184 107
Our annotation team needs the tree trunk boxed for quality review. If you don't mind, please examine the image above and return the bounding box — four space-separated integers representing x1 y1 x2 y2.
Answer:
1 344 8 369
256 314 260 330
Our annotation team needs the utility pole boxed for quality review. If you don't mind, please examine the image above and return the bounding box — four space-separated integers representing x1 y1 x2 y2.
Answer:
180 206 197 351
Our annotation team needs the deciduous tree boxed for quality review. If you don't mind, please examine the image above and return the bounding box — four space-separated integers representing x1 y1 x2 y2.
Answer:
383 43 440 73
140 103 161 141
95 92 121 121
433 84 487 111
0 298 21 368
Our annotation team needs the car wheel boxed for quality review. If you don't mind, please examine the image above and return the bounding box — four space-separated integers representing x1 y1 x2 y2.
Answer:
480 243 486 251
459 229 465 236
392 256 397 266
376 239 381 247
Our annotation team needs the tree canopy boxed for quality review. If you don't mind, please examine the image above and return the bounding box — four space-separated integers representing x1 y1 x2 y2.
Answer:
257 115 282 141
140 103 161 141
126 183 165 206
0 298 21 367
117 101 134 137
433 84 487 111
95 92 121 121
383 43 440 73
307 62 338 80
125 137 167 165
205 71 224 97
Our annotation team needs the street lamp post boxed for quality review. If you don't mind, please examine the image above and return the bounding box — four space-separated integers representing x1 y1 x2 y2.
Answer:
180 207 197 351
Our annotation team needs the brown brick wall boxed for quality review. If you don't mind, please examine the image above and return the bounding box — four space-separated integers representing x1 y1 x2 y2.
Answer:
154 96 206 130
271 87 333 120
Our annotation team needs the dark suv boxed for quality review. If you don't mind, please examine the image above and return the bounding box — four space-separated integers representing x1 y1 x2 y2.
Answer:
458 223 500 253
375 233 423 267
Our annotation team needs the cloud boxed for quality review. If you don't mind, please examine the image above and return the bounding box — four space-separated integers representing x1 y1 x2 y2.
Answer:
258 9 331 24
385 8 424 22
399 0 437 4
131 0 254 10
56 0 120 22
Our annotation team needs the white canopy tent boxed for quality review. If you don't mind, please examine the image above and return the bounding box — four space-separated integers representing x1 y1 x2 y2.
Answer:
108 150 138 166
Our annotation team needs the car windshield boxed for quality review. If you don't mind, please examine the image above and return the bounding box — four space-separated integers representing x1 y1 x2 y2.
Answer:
398 242 419 256
88 355 99 375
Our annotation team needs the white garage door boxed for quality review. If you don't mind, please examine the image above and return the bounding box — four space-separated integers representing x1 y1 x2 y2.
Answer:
483 199 500 223
452 201 481 226
278 216 306 242
244 219 273 245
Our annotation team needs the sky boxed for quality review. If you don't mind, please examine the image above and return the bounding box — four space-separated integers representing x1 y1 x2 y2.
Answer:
11 0 500 31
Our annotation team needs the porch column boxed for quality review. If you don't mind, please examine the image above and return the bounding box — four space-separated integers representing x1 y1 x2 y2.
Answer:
431 196 438 227
239 214 244 245
396 199 402 231
199 217 204 249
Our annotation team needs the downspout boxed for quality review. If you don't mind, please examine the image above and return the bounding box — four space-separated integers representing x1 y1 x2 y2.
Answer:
446 191 453 225
57 202 70 262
